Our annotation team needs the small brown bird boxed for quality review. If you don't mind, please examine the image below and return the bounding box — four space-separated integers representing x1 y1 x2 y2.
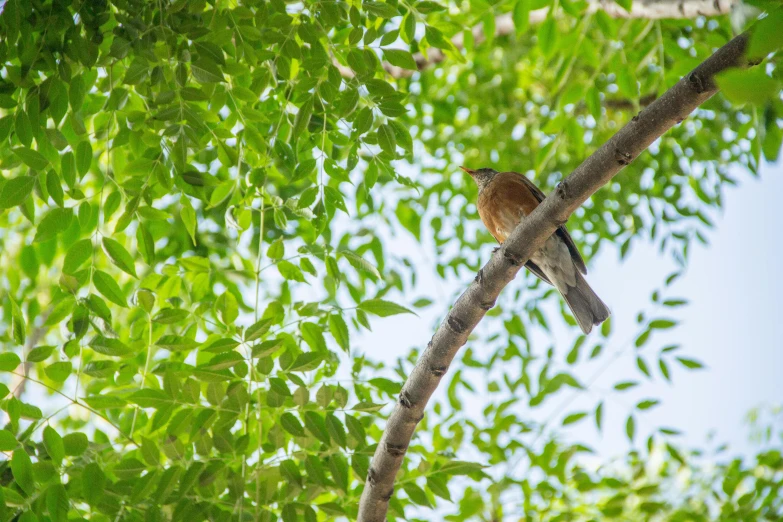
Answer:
462 166 610 334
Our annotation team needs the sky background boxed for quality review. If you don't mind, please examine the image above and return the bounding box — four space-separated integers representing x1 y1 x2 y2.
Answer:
355 157 782 462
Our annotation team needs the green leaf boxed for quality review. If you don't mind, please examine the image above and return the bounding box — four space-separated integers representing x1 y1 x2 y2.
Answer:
281 412 305 437
124 59 150 84
290 352 323 372
329 314 350 352
89 335 134 357
82 463 105 504
292 97 313 141
329 453 349 492
61 151 76 188
358 299 414 317
46 170 64 207
537 18 557 56
0 429 17 451
45 362 72 382
351 401 385 412
0 353 21 371
62 432 88 456
747 10 783 60
13 147 48 170
637 356 651 378
76 141 92 175
383 48 417 70
245 318 273 342
427 474 451 501
635 330 650 348
304 411 330 444
156 335 199 351
153 308 190 324
424 25 457 53
353 107 373 135
27 345 54 362
43 426 65 464
216 291 239 324
209 180 234 207
301 322 327 352
194 41 226 65
636 399 660 411
0 176 35 209
626 414 636 441
326 413 347 448
513 0 531 36
15 111 33 147
614 381 638 391
403 482 431 507
562 411 588 426
34 208 73 243
595 401 604 432
102 237 137 277
181 197 197 245
192 59 225 83
267 239 284 260
364 1 400 18
340 250 381 280
93 270 127 307
438 460 486 475
649 319 677 329
676 357 705 370
377 124 396 154
137 222 155 265
11 450 34 495
401 13 416 44
716 68 780 106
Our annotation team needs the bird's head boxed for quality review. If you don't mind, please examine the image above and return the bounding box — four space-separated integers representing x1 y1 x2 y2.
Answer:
460 166 497 192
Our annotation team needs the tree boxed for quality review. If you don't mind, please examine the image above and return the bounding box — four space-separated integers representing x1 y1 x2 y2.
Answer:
0 1 780 521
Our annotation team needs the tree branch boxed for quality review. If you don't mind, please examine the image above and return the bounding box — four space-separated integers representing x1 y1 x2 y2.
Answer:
357 31 750 522
335 0 737 79
10 309 51 399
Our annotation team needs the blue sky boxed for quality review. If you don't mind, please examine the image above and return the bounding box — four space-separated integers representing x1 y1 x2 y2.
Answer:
356 157 782 460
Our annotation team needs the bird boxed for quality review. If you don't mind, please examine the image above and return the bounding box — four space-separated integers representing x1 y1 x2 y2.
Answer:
461 166 610 334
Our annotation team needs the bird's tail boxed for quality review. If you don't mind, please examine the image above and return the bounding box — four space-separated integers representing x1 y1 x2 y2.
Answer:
561 271 610 335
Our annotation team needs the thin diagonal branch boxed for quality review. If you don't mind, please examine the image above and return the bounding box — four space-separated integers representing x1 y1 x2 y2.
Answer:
357 31 750 522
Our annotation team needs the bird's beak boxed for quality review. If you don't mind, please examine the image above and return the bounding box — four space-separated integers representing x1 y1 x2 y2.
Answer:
459 166 476 175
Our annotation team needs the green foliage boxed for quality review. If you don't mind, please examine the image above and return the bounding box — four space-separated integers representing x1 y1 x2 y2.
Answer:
0 0 780 521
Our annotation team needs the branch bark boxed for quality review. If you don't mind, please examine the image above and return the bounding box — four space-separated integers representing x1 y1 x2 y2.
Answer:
336 0 738 79
357 31 750 522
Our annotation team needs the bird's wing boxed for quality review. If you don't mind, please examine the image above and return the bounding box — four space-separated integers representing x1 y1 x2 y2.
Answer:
501 172 588 276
